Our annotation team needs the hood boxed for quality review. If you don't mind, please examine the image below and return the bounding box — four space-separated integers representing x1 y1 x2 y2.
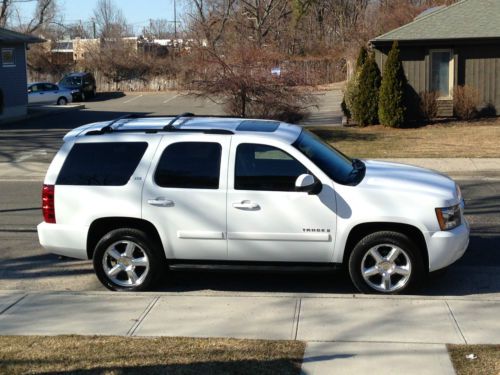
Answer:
361 160 458 203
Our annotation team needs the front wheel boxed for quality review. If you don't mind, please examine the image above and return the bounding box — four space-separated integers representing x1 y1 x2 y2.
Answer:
348 231 425 294
93 228 163 291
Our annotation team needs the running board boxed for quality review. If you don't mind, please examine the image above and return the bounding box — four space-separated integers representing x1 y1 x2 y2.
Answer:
169 261 341 273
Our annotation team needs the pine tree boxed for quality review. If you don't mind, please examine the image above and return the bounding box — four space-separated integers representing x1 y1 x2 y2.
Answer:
352 53 381 126
356 46 368 70
378 41 407 127
344 46 369 119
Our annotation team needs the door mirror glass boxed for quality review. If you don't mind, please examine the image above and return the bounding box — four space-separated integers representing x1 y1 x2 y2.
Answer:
295 174 321 194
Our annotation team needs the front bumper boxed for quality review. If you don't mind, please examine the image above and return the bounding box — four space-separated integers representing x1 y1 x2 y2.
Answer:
427 218 470 272
37 222 89 259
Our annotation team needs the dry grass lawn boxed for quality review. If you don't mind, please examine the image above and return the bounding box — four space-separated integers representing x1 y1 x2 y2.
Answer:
310 117 500 158
0 335 305 375
448 344 500 375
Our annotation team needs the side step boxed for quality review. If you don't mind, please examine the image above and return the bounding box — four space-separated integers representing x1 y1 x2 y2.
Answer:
169 260 342 273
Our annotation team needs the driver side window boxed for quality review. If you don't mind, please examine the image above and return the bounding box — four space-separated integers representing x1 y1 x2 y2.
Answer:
235 143 307 191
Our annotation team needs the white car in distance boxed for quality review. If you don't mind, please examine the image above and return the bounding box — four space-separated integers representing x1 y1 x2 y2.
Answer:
28 82 73 105
37 114 470 294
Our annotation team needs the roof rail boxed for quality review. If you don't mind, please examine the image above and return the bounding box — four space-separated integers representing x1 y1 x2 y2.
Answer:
163 112 195 130
86 114 140 135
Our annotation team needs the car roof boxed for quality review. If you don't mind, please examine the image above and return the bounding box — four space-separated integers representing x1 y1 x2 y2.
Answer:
64 116 303 144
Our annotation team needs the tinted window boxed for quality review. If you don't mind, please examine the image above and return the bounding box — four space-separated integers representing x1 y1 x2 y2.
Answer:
235 144 307 191
155 142 221 189
57 142 148 186
60 76 82 87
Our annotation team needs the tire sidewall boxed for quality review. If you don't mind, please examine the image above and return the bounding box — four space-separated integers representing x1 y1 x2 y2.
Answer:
348 231 425 294
57 97 67 105
93 228 161 291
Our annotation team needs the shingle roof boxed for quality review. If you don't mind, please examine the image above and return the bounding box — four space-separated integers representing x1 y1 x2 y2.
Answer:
372 0 500 43
0 27 44 44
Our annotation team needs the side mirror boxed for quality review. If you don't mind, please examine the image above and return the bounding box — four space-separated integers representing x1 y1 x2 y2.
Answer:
295 174 322 195
27 88 32 93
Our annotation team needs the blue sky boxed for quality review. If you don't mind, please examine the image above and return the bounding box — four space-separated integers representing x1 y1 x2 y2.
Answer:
16 0 186 33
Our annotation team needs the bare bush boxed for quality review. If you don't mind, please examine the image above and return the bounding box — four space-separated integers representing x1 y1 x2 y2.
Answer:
453 85 480 121
187 44 316 121
419 91 438 120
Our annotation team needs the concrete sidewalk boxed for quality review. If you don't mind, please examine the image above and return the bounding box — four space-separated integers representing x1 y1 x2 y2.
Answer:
1 290 499 374
0 158 499 181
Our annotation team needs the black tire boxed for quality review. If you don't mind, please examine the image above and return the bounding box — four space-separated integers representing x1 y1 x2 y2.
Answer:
57 97 68 105
93 228 164 291
348 231 425 294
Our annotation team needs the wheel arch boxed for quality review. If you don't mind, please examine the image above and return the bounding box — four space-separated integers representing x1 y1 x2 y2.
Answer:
342 222 429 270
87 217 165 260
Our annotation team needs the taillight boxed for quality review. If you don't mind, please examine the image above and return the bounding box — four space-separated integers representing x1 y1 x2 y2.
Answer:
42 184 56 223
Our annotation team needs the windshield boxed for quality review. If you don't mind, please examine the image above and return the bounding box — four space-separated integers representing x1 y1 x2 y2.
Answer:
59 76 82 87
293 129 364 185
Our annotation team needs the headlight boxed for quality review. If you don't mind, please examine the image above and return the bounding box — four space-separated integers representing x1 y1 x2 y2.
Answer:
71 89 79 94
435 204 461 231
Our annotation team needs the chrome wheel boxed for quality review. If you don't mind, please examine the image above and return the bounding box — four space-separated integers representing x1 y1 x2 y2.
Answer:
361 244 412 293
102 240 150 287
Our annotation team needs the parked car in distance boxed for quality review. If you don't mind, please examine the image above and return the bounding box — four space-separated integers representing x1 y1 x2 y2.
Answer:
27 83 72 105
58 72 96 102
37 114 470 294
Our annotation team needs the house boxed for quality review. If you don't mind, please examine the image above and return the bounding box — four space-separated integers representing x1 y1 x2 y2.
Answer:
371 0 500 117
0 27 43 121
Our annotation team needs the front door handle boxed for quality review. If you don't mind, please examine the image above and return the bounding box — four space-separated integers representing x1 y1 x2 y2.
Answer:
232 200 260 210
147 198 174 207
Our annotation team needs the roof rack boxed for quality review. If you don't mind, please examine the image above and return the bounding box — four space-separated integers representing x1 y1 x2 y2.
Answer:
84 112 236 136
163 112 195 130
86 113 141 135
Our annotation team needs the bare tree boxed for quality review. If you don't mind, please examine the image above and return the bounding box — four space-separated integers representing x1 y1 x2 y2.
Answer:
93 0 129 38
187 0 236 50
1 0 57 33
142 19 174 39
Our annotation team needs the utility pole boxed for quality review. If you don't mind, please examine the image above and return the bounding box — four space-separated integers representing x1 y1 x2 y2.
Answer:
174 0 177 39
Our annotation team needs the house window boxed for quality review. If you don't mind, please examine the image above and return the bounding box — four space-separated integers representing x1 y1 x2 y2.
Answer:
430 50 453 98
1 48 15 67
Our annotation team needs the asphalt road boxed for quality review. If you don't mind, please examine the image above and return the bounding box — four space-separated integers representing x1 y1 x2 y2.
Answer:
0 91 341 163
0 178 498 297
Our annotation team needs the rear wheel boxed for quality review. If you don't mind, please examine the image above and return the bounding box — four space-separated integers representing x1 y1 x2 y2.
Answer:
57 97 68 105
348 231 424 294
93 228 164 291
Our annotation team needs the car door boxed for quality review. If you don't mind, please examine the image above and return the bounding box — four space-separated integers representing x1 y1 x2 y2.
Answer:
28 84 44 104
44 83 60 103
142 134 231 261
227 138 337 263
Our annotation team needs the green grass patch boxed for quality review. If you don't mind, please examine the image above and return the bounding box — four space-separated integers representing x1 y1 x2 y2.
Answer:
448 344 500 375
0 335 305 375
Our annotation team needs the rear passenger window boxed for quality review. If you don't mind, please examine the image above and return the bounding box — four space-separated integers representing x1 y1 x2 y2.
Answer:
235 143 307 191
155 142 222 189
57 142 147 186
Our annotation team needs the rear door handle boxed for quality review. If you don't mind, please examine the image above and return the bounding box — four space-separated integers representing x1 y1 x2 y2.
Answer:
147 198 174 207
232 201 260 210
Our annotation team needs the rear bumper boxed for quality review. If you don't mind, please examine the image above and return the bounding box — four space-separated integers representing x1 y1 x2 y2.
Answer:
427 219 470 272
37 222 88 259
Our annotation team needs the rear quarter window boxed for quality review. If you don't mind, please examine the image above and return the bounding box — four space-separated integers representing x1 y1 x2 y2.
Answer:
56 142 148 186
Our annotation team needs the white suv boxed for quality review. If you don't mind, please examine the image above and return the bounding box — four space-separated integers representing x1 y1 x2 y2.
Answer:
37 114 470 294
